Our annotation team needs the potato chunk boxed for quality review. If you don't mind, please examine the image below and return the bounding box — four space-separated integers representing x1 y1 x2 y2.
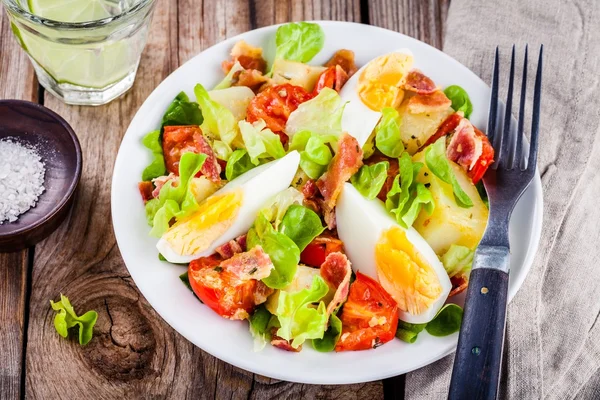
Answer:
398 101 453 155
271 59 326 92
412 151 488 255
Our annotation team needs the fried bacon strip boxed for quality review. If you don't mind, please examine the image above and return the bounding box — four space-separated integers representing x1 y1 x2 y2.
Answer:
404 69 438 95
325 49 358 77
320 252 352 317
446 117 483 171
317 133 363 229
222 40 267 74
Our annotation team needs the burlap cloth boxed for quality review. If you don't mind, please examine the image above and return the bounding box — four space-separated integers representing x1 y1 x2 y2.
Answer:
406 0 600 398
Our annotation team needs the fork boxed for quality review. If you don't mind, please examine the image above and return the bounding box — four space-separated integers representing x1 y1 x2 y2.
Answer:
448 45 543 400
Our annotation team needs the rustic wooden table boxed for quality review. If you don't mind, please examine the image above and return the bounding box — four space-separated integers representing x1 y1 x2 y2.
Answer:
0 1 448 398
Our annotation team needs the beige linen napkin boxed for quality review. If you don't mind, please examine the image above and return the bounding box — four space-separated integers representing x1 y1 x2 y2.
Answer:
406 0 600 399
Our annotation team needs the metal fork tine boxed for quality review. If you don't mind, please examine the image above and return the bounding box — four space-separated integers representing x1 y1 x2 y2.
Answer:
528 45 543 171
516 45 528 170
499 45 516 168
487 47 500 147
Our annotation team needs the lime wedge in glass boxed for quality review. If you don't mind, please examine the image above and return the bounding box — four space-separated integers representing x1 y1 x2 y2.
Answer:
28 0 117 23
14 0 136 88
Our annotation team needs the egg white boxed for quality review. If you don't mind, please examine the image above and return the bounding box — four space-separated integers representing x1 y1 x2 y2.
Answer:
157 151 301 263
339 48 414 148
336 183 451 323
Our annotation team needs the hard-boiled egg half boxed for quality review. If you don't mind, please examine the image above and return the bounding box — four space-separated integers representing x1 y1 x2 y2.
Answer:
336 183 451 324
340 49 414 148
157 151 300 263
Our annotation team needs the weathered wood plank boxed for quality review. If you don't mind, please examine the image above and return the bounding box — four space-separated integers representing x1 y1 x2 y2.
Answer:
367 1 450 397
22 1 202 399
368 0 450 49
0 9 38 400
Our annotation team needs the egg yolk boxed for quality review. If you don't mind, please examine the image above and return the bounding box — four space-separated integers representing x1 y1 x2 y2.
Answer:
375 226 442 316
357 52 414 111
162 190 242 256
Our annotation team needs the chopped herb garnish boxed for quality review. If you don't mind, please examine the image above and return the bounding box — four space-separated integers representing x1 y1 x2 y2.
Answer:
214 266 223 272
249 267 258 275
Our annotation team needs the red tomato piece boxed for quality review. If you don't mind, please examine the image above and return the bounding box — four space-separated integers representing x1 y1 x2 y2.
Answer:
335 272 399 352
312 66 349 95
300 235 344 267
162 125 221 181
188 253 272 320
468 128 495 184
421 113 462 151
138 181 154 203
246 84 313 133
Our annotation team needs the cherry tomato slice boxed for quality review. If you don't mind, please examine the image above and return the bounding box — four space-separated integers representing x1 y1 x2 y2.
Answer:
313 66 337 95
468 128 495 184
246 84 313 133
188 254 259 319
300 235 344 267
335 272 399 351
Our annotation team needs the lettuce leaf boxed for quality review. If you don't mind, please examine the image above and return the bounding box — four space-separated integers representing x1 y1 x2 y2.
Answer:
425 138 473 208
444 85 473 119
50 294 98 346
161 91 204 128
274 22 324 66
425 304 463 337
249 304 272 352
276 275 329 348
279 204 325 251
141 130 167 181
212 140 233 161
385 152 434 228
289 130 337 179
145 152 207 236
396 320 427 343
312 313 342 352
285 88 347 138
225 149 255 180
239 119 286 165
441 244 474 278
351 161 389 200
375 107 404 158
194 83 237 146
214 61 245 90
259 187 305 229
247 213 300 289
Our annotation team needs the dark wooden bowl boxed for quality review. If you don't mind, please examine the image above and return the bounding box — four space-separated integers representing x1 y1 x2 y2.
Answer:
0 100 82 252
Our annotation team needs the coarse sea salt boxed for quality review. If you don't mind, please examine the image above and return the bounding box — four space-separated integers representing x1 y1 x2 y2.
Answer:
0 139 46 224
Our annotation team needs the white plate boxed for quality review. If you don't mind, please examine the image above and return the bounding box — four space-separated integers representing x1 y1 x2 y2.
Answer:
111 21 543 384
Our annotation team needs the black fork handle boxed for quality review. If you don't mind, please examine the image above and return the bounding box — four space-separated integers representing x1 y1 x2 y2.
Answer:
448 246 510 400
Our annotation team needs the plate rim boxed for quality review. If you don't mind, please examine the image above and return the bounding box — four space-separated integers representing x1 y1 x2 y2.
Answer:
111 20 544 384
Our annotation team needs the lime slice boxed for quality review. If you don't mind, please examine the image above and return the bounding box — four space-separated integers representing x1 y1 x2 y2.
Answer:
28 0 115 23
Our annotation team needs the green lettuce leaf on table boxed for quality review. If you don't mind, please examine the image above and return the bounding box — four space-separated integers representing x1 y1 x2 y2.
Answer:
214 61 245 90
238 119 286 165
375 107 404 158
194 83 238 147
247 213 300 289
272 22 324 68
444 85 473 119
285 88 347 138
225 149 255 181
161 91 204 128
289 130 337 179
141 130 167 181
351 161 389 200
145 152 207 237
441 244 474 278
425 138 473 208
50 294 98 346
276 275 329 349
279 204 325 251
385 152 435 228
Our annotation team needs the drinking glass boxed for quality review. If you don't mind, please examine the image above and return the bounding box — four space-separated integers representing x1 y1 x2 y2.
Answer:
2 0 157 105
